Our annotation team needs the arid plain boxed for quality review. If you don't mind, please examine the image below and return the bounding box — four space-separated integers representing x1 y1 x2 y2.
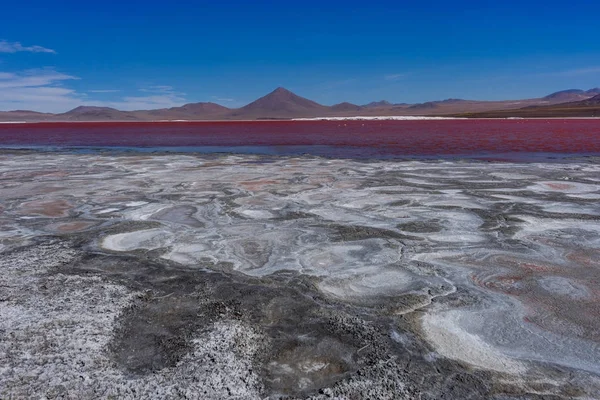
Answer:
1 151 600 399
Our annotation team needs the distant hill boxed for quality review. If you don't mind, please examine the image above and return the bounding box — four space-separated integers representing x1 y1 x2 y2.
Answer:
543 88 598 103
330 102 363 112
229 87 327 119
571 93 600 106
544 89 585 98
459 94 600 118
169 102 230 115
131 102 231 120
58 106 139 121
437 98 466 104
408 102 439 110
407 98 465 110
363 100 392 108
0 110 54 122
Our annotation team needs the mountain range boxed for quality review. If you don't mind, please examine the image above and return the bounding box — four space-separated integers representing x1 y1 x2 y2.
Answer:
458 93 600 118
1 87 599 122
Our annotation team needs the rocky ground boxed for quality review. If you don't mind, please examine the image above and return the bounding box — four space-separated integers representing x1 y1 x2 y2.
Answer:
1 152 600 399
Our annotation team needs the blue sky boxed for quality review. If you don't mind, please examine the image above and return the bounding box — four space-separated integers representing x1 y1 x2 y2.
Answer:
1 1 600 112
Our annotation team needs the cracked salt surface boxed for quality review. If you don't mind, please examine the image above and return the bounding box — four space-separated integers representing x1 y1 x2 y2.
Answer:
102 228 174 252
2 152 600 398
0 242 265 399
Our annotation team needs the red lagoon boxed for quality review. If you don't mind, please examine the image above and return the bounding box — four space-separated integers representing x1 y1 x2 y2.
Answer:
0 119 599 160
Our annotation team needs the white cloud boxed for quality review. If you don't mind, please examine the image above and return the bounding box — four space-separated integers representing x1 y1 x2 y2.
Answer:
91 85 188 110
211 96 235 102
384 73 407 81
97 85 186 110
139 85 174 93
0 69 78 89
0 40 56 54
0 69 187 112
88 89 121 93
0 69 82 112
95 94 186 111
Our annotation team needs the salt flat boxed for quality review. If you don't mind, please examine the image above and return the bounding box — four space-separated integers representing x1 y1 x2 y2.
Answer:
1 152 600 399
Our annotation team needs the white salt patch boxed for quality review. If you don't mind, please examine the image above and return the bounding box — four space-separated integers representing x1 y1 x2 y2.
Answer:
567 193 600 200
429 233 487 243
421 310 527 374
426 210 486 243
490 172 537 180
402 178 446 186
529 181 600 193
125 201 149 207
487 194 543 205
541 203 600 216
515 216 600 238
421 198 487 210
319 269 414 300
101 229 173 252
162 243 212 265
240 209 275 219
96 208 120 214
300 241 400 277
123 203 170 220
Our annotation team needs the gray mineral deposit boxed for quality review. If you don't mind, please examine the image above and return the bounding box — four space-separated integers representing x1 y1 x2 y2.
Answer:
1 151 600 399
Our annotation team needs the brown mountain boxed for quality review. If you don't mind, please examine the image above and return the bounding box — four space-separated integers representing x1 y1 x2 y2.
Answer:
174 102 230 115
406 98 465 111
460 94 600 118
131 102 231 120
362 100 411 108
363 100 393 108
408 102 439 110
330 102 362 112
229 87 328 119
437 98 467 104
363 100 393 107
542 89 593 103
0 110 54 122
577 93 600 105
58 106 139 121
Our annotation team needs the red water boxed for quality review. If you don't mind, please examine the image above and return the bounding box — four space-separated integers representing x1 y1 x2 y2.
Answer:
0 120 599 159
